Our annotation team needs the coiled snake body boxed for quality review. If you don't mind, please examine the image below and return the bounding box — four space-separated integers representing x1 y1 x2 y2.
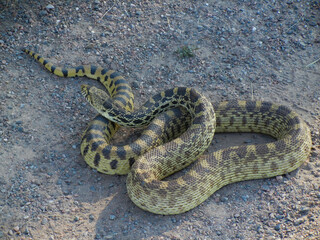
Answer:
24 49 312 215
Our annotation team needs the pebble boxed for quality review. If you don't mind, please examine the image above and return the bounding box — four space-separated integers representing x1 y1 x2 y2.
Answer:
293 217 306 226
261 185 270 191
89 214 95 221
274 223 281 231
46 4 54 10
256 224 262 233
8 230 14 236
39 10 47 16
275 215 284 220
22 226 30 235
220 196 228 202
109 215 116 220
299 206 310 216
276 176 283 182
41 218 48 225
132 81 139 89
241 195 249 202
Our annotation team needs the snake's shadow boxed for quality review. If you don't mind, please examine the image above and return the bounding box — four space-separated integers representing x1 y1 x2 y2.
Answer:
56 130 286 239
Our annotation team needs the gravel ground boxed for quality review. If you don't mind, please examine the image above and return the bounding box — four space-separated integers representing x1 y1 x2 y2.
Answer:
0 0 319 239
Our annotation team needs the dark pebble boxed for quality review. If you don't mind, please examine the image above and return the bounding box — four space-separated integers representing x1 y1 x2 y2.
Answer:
132 81 139 89
274 224 281 231
241 195 249 202
261 185 270 191
220 196 228 202
89 214 95 221
39 10 47 16
299 206 310 216
275 215 284 220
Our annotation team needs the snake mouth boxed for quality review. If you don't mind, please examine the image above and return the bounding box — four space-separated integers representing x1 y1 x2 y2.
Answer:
81 84 92 104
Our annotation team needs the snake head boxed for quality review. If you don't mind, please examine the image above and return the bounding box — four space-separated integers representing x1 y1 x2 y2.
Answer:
81 84 111 112
81 84 126 123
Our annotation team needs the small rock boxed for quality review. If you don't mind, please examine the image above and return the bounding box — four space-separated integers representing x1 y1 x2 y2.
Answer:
299 206 310 216
220 196 228 202
276 176 283 182
22 226 30 235
293 217 306 226
74 216 80 222
89 214 95 221
13 226 20 232
303 162 313 170
8 230 14 236
63 189 70 195
274 223 281 231
46 4 54 10
256 224 263 233
39 10 47 16
132 81 139 89
241 195 249 202
276 215 284 220
109 214 116 220
41 218 48 225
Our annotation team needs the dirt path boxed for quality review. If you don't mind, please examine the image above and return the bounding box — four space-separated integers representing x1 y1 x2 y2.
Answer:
0 1 319 239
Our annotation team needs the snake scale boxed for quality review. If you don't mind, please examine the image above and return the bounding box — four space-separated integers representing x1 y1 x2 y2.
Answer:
24 49 312 215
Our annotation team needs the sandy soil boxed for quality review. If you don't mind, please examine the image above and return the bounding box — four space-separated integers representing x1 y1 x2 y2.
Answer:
0 1 319 239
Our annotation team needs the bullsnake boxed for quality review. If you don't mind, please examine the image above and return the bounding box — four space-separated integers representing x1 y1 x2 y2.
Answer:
24 49 312 215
